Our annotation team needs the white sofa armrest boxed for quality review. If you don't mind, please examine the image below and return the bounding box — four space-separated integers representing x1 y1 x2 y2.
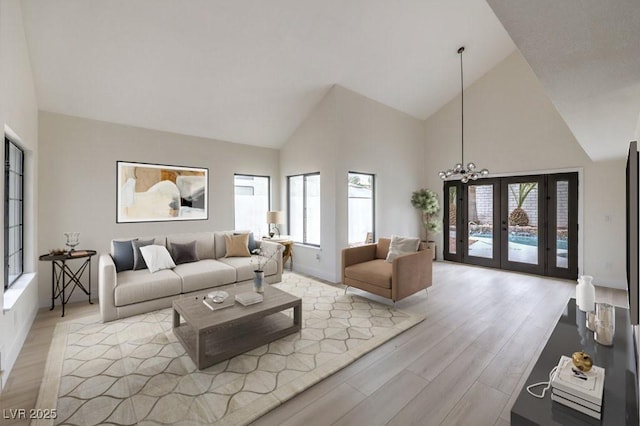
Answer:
99 253 118 322
258 240 283 281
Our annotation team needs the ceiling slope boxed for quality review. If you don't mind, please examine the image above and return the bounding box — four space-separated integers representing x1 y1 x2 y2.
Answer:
20 0 514 148
487 0 640 161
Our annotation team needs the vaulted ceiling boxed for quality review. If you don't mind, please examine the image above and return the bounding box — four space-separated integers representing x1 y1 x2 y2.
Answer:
20 0 515 148
19 1 639 160
487 0 640 161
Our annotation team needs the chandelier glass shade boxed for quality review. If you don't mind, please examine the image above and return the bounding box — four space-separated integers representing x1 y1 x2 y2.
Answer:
438 46 488 183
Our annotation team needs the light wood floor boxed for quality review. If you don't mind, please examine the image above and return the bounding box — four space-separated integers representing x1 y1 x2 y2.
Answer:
0 262 627 425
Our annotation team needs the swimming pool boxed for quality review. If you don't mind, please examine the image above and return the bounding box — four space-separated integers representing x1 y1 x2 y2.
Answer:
471 233 568 250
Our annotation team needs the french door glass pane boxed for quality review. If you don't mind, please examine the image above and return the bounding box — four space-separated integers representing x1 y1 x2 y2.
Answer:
556 180 569 268
507 182 538 264
449 186 457 254
468 185 493 258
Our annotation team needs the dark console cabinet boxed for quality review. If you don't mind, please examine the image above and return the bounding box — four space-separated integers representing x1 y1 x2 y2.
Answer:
512 299 638 425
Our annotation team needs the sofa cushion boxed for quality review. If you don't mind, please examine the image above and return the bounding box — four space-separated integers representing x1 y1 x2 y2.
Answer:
225 234 250 257
173 259 236 293
344 259 392 289
112 239 137 272
376 238 391 259
385 235 420 263
170 240 200 265
218 256 278 282
114 269 181 306
166 232 215 260
132 239 155 270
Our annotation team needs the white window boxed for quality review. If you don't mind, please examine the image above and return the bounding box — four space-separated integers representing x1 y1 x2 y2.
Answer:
234 174 270 237
348 172 375 245
288 173 320 246
5 138 24 289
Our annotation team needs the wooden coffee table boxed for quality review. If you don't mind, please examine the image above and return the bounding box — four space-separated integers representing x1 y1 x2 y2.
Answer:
172 284 302 369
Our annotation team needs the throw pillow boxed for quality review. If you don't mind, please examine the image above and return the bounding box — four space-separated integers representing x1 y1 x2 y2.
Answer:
234 231 256 252
224 234 250 257
385 235 420 263
112 239 138 272
139 245 176 273
132 239 155 270
170 240 200 265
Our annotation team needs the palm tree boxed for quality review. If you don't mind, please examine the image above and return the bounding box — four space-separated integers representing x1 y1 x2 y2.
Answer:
509 183 536 226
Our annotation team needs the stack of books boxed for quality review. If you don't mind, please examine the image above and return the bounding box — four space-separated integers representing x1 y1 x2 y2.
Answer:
235 291 263 306
550 355 605 419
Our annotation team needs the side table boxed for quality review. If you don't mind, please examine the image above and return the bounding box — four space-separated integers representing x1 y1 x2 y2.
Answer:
39 250 97 317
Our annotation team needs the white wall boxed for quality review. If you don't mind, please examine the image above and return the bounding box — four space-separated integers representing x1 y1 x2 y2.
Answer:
37 112 280 307
280 85 424 282
0 0 39 390
424 51 626 288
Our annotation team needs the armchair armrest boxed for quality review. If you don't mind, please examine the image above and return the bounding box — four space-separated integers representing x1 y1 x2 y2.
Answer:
392 248 433 301
99 253 117 323
341 244 377 282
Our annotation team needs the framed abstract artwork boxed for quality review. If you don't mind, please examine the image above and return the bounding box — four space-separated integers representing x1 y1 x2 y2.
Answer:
117 161 208 223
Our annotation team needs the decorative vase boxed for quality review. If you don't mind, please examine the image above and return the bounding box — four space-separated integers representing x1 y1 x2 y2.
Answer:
253 270 265 293
576 275 595 313
64 232 80 252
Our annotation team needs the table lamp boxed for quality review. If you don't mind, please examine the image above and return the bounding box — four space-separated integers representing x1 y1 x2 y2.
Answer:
266 210 284 238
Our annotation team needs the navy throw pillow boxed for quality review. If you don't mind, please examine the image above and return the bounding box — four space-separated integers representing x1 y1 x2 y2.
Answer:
112 239 137 272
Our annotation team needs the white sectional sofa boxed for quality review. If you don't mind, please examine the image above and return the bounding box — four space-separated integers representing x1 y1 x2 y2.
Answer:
98 230 282 322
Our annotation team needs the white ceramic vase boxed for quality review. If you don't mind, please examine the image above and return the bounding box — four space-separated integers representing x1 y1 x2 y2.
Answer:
576 275 595 312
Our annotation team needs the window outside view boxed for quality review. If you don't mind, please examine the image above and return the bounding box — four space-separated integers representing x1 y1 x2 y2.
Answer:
288 173 320 245
234 175 270 238
348 172 374 245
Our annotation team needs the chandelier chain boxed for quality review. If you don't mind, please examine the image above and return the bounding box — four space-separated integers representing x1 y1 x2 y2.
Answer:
438 46 489 183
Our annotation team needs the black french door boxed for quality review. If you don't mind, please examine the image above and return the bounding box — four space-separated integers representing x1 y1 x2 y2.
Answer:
443 173 578 280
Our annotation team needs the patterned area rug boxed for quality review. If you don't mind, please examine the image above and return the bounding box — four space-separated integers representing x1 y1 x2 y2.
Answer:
35 273 424 425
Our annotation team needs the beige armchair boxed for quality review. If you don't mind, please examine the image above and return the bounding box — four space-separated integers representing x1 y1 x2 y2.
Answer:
341 237 433 303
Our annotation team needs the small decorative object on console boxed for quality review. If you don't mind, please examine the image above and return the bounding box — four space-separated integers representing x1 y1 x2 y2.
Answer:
550 355 605 419
576 275 595 312
571 351 593 372
594 302 615 346
49 248 66 255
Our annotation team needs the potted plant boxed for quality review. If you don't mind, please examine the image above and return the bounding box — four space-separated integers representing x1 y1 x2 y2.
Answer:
411 188 441 260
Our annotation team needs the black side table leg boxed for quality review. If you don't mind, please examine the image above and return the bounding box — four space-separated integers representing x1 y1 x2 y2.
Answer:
61 260 66 317
88 258 93 304
50 262 55 311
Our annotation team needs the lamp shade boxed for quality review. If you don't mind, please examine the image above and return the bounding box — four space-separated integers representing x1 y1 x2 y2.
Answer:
266 210 284 225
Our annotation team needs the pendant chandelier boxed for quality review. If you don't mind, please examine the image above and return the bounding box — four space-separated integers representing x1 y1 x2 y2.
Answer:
438 46 488 183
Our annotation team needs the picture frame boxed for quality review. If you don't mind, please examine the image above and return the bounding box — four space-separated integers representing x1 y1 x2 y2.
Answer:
117 161 208 223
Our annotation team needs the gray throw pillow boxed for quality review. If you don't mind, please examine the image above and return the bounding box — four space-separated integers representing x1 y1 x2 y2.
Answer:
112 239 138 272
170 240 199 265
132 239 155 270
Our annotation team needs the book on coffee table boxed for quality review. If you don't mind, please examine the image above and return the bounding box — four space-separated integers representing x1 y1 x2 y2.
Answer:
235 291 263 306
